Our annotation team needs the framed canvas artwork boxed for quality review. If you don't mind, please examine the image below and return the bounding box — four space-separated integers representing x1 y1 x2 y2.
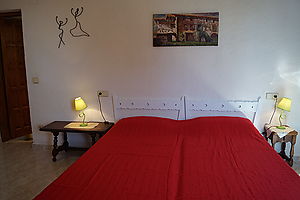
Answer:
153 12 219 47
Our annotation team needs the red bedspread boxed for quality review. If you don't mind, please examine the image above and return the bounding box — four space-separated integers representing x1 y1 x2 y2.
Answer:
35 117 300 200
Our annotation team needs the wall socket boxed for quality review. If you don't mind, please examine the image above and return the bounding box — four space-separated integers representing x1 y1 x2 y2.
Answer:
97 90 109 97
265 92 279 100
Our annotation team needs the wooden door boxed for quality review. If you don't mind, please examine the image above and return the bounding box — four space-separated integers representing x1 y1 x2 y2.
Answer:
0 11 32 141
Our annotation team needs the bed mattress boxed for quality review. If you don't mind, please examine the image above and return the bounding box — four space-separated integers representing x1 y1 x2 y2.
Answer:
34 116 300 200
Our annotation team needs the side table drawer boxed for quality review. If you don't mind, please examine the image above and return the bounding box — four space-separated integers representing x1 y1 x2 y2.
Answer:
272 135 293 144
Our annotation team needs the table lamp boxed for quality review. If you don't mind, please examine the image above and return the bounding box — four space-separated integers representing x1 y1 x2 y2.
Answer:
277 97 292 129
74 97 88 127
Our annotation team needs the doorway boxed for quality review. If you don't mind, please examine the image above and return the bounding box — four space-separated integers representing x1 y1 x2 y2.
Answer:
0 10 32 142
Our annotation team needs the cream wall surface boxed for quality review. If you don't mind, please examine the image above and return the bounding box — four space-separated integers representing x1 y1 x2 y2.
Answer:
1 0 300 154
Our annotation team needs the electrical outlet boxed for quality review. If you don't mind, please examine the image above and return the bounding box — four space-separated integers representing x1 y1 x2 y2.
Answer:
266 92 279 100
97 90 109 97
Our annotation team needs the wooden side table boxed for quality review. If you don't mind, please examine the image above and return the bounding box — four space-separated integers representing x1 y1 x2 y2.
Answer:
40 121 114 161
263 124 298 166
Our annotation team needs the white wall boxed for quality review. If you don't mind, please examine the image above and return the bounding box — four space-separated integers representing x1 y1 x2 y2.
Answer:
1 0 300 153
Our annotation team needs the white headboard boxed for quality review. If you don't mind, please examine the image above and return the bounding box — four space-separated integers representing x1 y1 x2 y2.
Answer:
113 96 184 121
185 97 261 123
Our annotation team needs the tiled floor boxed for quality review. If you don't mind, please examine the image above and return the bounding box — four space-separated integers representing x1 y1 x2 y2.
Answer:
0 139 84 200
293 156 300 174
0 139 300 200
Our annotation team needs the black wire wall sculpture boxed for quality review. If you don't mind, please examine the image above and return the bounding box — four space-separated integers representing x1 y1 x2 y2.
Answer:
56 16 68 48
70 7 90 37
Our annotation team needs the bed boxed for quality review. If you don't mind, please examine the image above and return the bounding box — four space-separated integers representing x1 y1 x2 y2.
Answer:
34 97 300 200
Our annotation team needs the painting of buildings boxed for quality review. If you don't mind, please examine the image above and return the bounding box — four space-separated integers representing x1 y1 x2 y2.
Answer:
153 12 219 47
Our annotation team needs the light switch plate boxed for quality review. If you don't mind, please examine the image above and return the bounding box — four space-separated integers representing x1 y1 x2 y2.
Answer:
32 77 39 84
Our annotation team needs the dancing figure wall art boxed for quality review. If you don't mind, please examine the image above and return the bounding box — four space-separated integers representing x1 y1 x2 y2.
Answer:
70 7 90 37
55 16 68 48
55 6 90 48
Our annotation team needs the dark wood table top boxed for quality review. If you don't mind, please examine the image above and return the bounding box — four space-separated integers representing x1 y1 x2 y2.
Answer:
40 121 114 134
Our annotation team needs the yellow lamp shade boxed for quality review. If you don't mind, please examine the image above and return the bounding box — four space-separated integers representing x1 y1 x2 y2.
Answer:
74 97 87 111
277 97 292 112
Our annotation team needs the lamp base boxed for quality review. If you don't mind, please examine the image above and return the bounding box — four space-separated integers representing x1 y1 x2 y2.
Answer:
276 126 286 130
80 123 88 127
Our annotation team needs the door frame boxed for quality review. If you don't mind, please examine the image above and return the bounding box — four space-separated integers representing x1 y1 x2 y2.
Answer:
0 10 31 142
0 28 10 142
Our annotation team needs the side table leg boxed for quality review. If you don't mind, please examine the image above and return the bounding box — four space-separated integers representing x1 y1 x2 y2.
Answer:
270 133 277 149
262 131 268 141
52 132 59 162
90 133 96 146
271 136 275 148
279 139 290 162
63 132 69 152
288 136 296 166
280 141 286 156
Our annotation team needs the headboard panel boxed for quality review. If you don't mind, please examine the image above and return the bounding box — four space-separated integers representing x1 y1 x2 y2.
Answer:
112 96 260 123
185 97 261 123
113 96 184 121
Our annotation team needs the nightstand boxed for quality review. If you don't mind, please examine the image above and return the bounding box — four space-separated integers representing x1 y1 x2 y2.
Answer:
263 124 298 166
40 121 114 161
